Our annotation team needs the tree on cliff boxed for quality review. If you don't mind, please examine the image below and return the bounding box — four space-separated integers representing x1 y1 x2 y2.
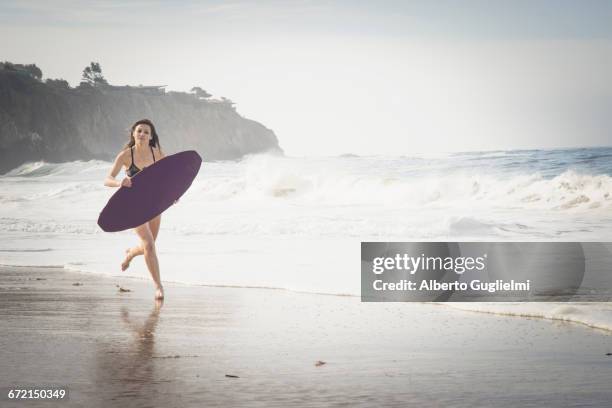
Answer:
220 96 236 109
45 78 71 89
190 86 212 99
23 64 42 80
81 62 108 86
0 61 42 80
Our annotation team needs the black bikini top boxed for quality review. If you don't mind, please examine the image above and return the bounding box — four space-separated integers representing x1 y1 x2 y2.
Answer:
127 145 156 177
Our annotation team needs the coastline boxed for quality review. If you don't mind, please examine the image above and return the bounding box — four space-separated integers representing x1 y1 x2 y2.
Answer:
1 266 612 407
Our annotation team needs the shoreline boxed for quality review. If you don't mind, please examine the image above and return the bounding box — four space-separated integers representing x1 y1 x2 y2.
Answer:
1 266 612 407
5 262 612 334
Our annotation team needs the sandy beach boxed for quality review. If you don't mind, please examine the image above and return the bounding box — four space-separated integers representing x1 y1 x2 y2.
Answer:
1 266 611 407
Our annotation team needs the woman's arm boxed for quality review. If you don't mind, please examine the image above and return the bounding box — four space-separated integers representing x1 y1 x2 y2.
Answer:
104 150 131 188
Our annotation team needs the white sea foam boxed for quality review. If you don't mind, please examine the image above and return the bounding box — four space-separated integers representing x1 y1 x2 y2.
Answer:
4 160 109 177
1 155 612 238
4 155 612 209
444 303 612 332
196 155 612 212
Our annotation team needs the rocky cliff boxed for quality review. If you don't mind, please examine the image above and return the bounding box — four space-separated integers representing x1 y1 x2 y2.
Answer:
0 70 282 173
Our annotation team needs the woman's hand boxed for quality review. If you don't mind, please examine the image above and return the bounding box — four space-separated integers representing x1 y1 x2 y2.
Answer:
121 177 132 188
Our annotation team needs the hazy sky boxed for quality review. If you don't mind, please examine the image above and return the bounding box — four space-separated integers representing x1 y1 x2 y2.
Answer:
1 0 611 155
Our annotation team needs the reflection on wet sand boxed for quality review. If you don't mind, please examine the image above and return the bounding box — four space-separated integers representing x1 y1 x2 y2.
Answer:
95 300 164 404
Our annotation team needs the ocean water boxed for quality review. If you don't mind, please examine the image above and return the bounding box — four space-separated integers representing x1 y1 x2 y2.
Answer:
1 147 612 329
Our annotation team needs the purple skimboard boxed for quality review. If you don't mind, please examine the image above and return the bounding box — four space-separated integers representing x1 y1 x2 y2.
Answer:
98 150 202 232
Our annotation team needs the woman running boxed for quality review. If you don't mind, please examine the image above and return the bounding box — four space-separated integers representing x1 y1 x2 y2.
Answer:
104 119 166 299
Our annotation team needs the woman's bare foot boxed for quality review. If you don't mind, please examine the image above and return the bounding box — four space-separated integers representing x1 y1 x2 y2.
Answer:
121 248 135 271
155 286 164 300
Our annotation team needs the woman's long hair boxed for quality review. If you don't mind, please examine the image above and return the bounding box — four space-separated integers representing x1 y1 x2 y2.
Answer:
124 119 161 149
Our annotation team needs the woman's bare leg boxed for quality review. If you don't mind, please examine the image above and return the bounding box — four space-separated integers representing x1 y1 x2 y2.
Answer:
122 215 161 271
133 222 164 299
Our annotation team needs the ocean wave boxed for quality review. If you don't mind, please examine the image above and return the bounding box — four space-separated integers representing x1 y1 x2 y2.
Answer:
0 263 64 269
0 218 99 234
1 154 611 240
0 248 53 252
211 155 612 211
3 160 109 177
444 303 612 333
3 154 612 211
447 217 530 236
25 182 103 200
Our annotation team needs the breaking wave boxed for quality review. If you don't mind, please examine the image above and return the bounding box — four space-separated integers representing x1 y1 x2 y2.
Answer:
445 303 612 333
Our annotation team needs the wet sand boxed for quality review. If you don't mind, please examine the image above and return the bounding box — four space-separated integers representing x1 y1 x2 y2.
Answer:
1 266 612 407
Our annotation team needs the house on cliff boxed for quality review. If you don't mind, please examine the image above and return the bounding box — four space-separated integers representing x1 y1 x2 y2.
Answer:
103 85 167 95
